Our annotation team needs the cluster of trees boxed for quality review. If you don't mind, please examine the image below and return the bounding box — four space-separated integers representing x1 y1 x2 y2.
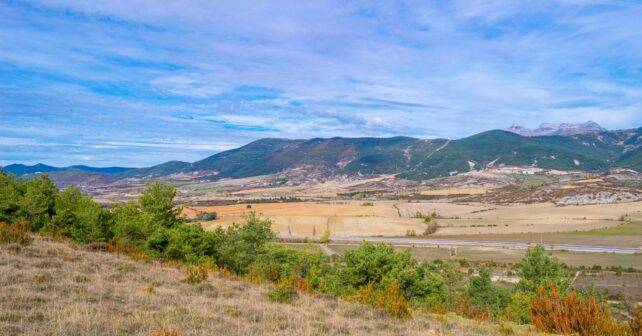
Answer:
0 170 273 272
1 169 638 335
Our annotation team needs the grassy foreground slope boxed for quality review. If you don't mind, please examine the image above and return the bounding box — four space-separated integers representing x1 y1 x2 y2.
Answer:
0 237 534 336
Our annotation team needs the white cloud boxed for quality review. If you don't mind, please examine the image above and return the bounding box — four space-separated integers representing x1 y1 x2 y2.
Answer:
2 1 642 166
149 76 227 98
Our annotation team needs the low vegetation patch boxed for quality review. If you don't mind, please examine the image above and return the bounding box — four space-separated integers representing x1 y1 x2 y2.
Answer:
267 282 297 303
149 324 182 336
348 282 412 318
182 265 209 284
0 221 31 245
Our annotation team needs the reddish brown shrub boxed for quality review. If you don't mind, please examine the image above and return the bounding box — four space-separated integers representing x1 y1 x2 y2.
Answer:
629 305 642 336
449 295 492 321
348 282 412 319
148 324 181 336
0 220 32 245
530 283 626 336
283 275 314 294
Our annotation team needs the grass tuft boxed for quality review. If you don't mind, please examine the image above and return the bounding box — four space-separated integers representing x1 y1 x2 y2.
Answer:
0 221 32 246
182 265 208 284
148 324 182 336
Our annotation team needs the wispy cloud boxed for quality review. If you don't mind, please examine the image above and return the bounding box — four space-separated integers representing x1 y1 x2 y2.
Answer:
1 0 642 166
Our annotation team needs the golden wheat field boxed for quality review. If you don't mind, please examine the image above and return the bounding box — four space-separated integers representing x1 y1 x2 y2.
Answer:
183 200 642 237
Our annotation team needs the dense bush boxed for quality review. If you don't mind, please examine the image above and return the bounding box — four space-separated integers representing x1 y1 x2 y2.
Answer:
139 181 183 228
517 245 570 292
112 201 158 247
0 171 24 223
146 224 219 263
467 268 510 317
340 243 430 300
531 284 626 336
45 186 114 243
19 174 58 231
251 244 324 282
213 212 274 274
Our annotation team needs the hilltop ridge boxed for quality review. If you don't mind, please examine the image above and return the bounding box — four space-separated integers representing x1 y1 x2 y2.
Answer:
3 126 642 185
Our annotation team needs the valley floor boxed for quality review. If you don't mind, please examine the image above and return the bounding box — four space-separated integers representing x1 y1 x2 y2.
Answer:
187 200 642 237
0 237 542 336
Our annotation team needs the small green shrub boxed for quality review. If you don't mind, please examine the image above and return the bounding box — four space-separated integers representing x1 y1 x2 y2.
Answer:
508 290 533 324
318 229 330 243
423 221 438 235
191 211 217 221
267 283 297 303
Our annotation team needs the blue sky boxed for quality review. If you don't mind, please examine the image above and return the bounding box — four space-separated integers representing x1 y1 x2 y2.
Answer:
1 0 642 167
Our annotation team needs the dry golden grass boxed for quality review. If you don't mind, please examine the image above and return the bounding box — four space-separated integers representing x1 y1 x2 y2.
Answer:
0 237 541 336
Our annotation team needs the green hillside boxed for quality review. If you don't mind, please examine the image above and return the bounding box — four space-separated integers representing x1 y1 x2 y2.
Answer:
118 161 192 178
616 147 642 171
8 128 642 182
191 137 447 179
401 130 629 179
191 138 304 179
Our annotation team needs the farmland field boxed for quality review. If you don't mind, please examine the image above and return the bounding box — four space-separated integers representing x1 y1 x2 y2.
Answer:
187 201 427 236
438 220 642 248
185 200 642 238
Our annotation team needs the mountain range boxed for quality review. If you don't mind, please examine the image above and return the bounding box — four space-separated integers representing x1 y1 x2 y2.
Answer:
1 164 133 176
3 123 642 183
